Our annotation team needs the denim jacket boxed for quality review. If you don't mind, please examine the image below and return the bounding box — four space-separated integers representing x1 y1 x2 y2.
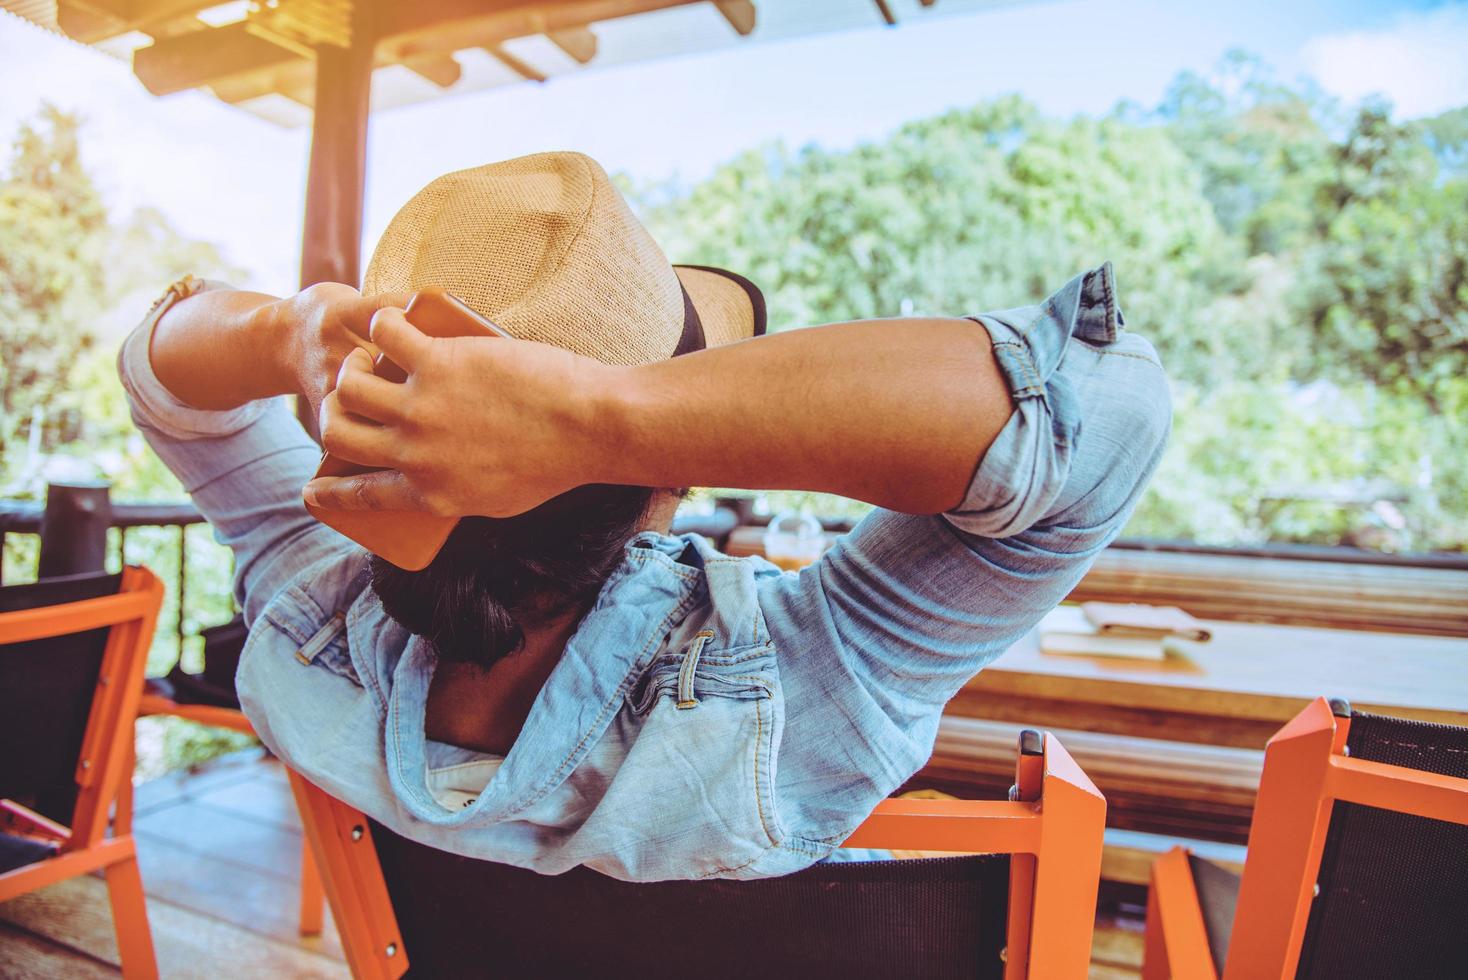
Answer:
119 263 1169 882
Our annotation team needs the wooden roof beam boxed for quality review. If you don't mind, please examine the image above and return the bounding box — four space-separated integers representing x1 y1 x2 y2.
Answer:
209 61 315 106
382 0 692 62
207 47 463 107
547 25 597 64
133 20 304 95
56 0 217 43
401 53 463 88
712 0 754 36
55 1 124 43
485 44 546 83
376 0 691 42
132 1 696 99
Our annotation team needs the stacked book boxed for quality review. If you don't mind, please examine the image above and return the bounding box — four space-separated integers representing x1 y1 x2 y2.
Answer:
1038 602 1211 661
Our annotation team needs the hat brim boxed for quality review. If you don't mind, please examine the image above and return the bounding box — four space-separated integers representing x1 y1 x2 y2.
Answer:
674 265 767 349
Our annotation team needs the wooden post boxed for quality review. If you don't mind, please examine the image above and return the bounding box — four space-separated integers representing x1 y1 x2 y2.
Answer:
38 482 112 578
297 0 376 438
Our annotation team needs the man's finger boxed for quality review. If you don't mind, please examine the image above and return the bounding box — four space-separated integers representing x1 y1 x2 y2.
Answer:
335 349 404 423
304 470 423 513
318 390 398 467
369 307 431 372
369 291 414 310
335 346 375 386
344 291 412 334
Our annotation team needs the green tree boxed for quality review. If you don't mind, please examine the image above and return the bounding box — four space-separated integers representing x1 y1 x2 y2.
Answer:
637 94 1249 387
0 106 107 447
1 106 239 487
1301 104 1468 410
1156 50 1338 257
631 56 1467 553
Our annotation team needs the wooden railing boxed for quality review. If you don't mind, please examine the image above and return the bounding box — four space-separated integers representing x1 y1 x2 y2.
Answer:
0 484 743 658
0 486 206 653
725 524 1468 638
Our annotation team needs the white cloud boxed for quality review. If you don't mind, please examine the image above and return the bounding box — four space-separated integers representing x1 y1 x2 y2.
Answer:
1301 4 1468 118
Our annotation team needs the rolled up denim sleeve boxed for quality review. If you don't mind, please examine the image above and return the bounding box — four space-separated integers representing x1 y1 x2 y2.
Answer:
117 287 357 626
763 264 1170 842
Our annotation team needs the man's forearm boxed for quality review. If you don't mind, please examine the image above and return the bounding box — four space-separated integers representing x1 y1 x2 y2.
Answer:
147 281 408 420
148 288 291 411
599 317 1014 514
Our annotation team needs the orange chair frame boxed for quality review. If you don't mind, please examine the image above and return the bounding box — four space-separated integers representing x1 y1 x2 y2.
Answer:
112 689 327 937
0 565 165 979
289 729 1106 980
1143 696 1468 980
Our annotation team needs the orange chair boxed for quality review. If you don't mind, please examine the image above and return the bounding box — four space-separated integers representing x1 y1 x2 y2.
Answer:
114 683 327 937
0 566 165 979
1143 696 1468 979
290 728 1105 979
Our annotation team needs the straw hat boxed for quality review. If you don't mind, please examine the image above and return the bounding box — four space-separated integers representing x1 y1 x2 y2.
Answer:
363 151 765 363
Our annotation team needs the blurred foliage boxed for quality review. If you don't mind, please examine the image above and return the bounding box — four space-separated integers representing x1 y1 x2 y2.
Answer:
0 106 107 439
1 107 248 778
1 54 1465 776
634 52 1467 554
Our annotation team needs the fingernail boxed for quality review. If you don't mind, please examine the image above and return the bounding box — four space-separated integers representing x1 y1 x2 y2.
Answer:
303 482 320 506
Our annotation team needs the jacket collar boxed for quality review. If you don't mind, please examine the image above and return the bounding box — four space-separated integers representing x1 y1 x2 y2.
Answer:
381 533 704 826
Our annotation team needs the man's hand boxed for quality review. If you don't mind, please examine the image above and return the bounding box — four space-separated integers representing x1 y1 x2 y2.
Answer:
268 283 412 420
307 308 619 517
146 282 409 416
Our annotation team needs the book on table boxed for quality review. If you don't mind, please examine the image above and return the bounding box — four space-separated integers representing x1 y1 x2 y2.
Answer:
1038 603 1210 661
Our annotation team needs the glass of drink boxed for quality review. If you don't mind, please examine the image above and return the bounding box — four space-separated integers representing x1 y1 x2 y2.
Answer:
763 511 826 571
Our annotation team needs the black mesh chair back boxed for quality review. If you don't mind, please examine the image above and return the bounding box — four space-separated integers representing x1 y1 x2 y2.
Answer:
0 571 123 824
1296 711 1468 979
149 612 248 710
369 820 1011 980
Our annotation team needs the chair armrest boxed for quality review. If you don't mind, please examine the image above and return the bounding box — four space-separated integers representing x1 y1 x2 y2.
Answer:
1143 846 1219 980
0 800 71 842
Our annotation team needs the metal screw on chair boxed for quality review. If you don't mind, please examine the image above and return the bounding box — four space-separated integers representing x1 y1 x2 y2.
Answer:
351 825 364 841
1312 882 1320 897
1007 783 1019 802
80 759 91 770
999 946 1007 962
1342 745 1351 757
385 943 398 957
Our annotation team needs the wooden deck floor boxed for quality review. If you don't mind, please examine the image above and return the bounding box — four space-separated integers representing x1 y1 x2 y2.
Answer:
1 751 1145 978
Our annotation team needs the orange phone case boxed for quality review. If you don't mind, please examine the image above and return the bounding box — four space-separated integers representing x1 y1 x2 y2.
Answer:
305 288 509 570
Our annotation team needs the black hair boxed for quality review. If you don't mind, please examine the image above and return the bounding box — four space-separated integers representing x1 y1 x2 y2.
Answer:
369 484 659 669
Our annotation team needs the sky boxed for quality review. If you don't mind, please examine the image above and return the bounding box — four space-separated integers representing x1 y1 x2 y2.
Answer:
2 0 1466 311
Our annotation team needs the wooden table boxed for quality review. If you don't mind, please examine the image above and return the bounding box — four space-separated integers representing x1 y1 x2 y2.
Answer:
948 618 1468 750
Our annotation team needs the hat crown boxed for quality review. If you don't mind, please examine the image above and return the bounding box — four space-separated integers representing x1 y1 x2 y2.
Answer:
364 151 684 365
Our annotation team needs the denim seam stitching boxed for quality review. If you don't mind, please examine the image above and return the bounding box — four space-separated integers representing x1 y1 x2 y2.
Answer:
1089 349 1163 366
693 851 765 879
350 604 390 715
989 340 1046 398
701 555 766 642
742 678 779 847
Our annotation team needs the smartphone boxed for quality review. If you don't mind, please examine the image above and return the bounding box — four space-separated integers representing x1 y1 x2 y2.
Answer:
304 288 510 571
